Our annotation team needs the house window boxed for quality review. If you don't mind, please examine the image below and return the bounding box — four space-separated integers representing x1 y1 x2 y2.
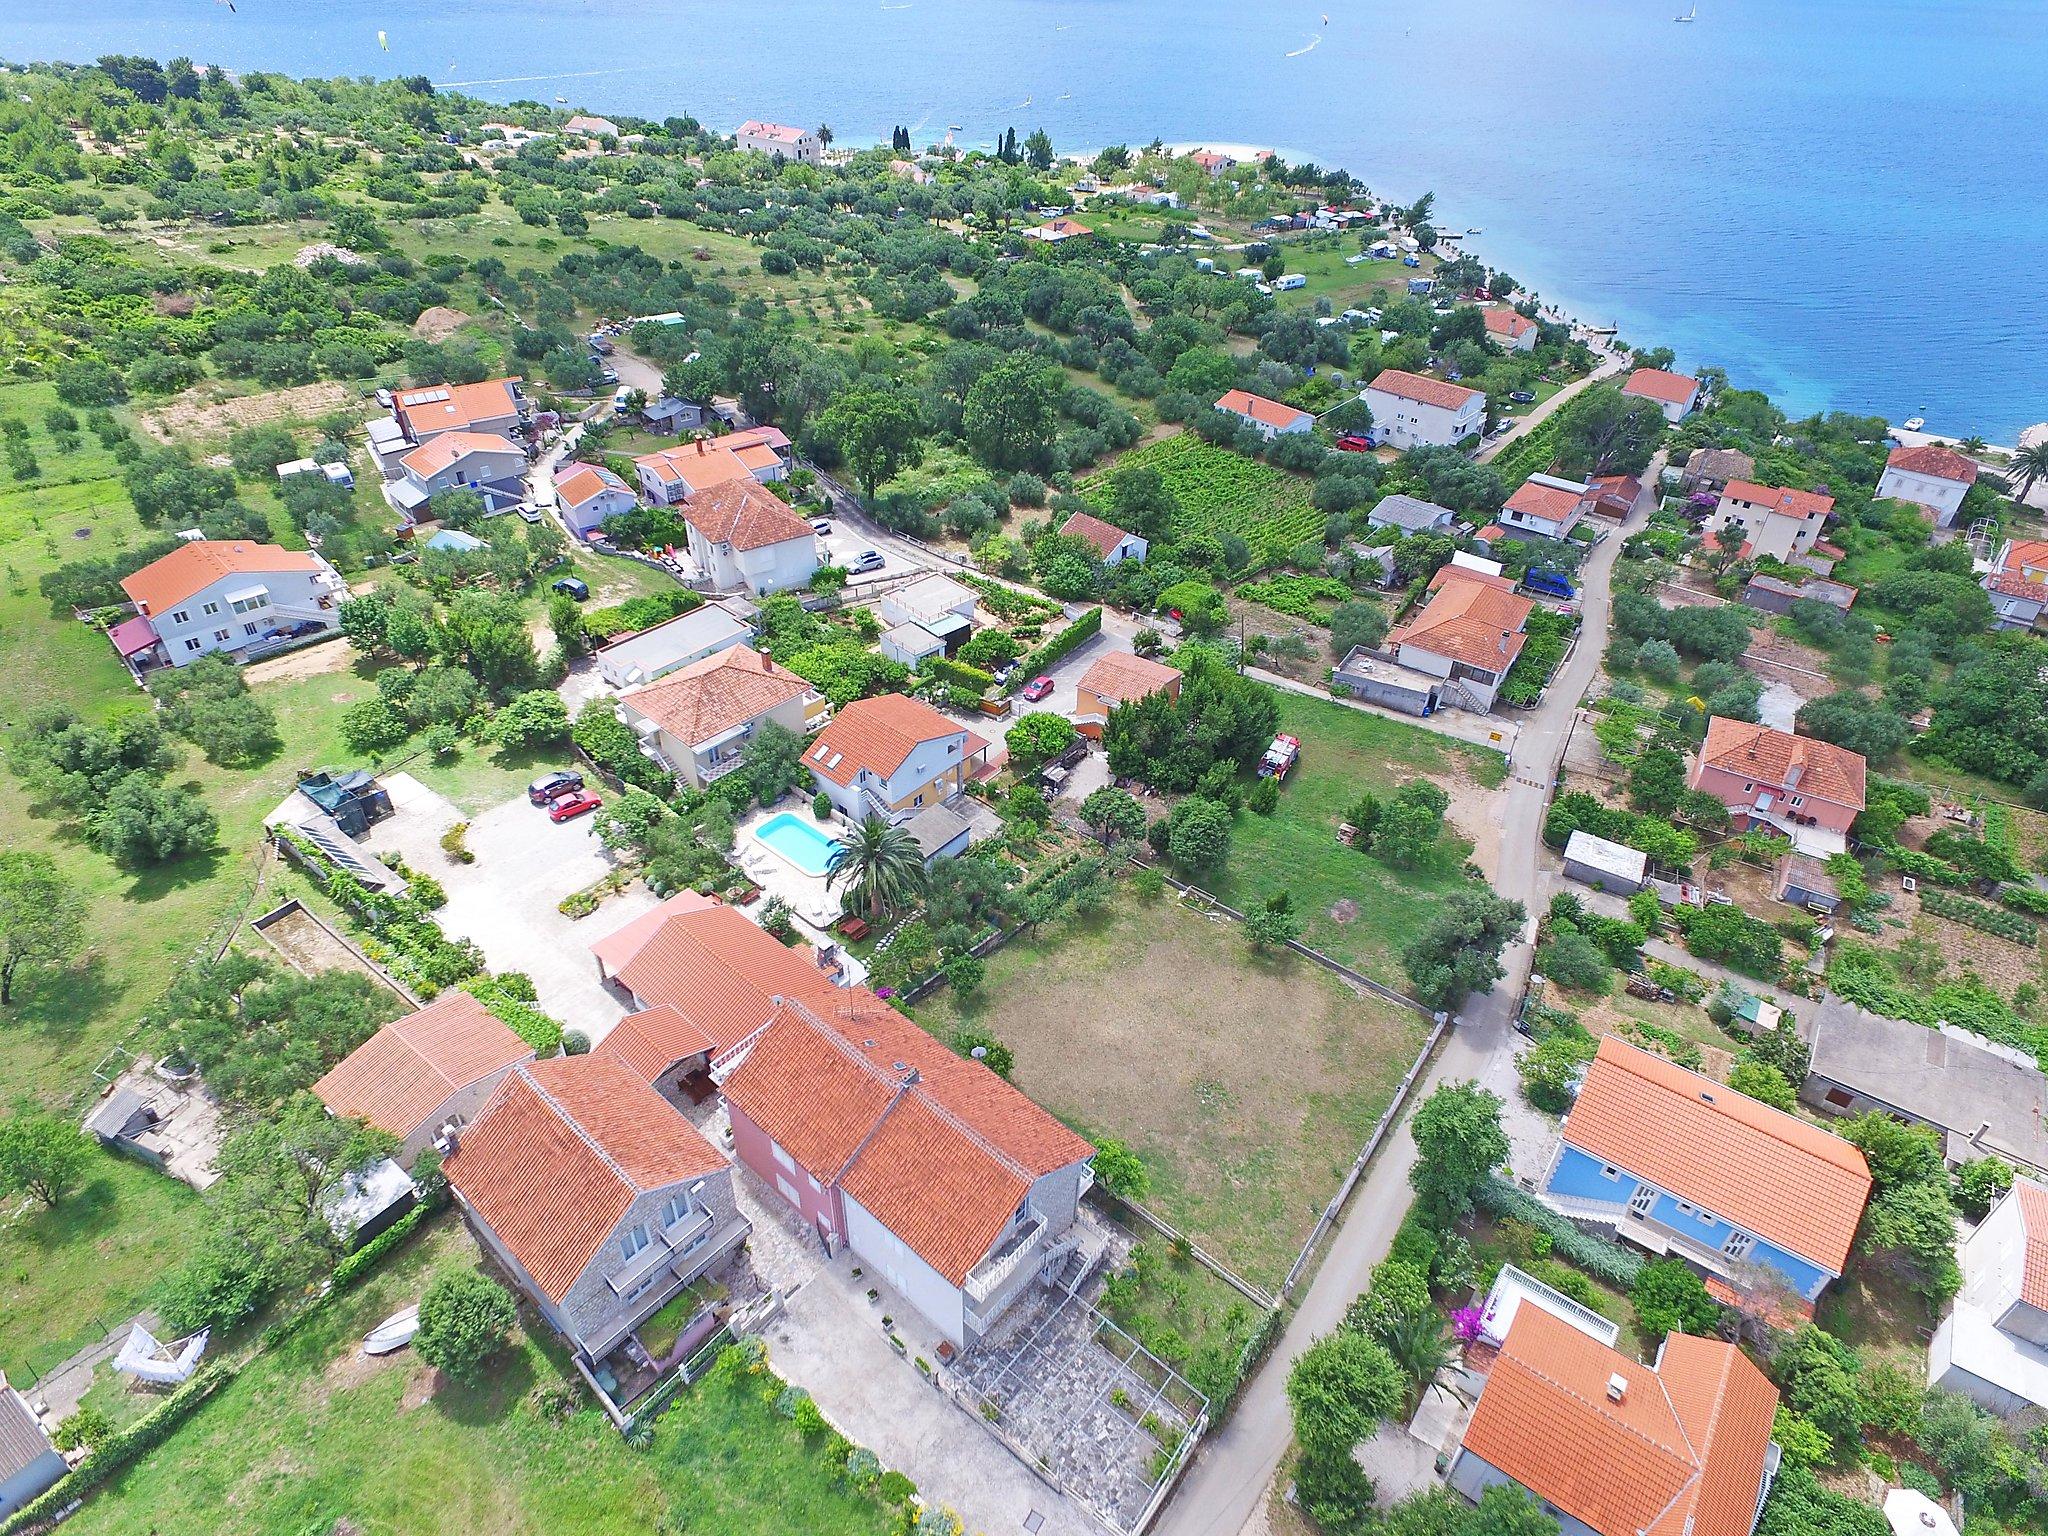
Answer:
214 629 231 643
1789 795 1804 808
244 623 261 637
231 594 267 614
183 637 202 653
202 601 219 616
619 1224 651 1261
913 793 925 808
171 609 190 624
1742 782 1754 794
660 1194 688 1228
1600 1165 1620 1180
1723 1232 1754 1261
1696 1210 1718 1226
1675 1200 1694 1215
1824 1087 1854 1109
771 1140 797 1176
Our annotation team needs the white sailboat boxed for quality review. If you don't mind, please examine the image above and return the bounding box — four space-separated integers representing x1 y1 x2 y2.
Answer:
1675 4 1697 19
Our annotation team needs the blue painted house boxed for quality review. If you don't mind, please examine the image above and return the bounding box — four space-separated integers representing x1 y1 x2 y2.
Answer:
1541 1037 1871 1304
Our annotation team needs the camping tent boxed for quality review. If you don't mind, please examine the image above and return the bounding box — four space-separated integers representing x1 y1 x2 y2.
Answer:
113 1323 208 1385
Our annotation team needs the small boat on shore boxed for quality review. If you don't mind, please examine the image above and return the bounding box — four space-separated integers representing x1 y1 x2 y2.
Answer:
1903 415 1926 431
363 1304 421 1356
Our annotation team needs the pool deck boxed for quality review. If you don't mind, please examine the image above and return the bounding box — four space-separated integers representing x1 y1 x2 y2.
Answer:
733 802 869 986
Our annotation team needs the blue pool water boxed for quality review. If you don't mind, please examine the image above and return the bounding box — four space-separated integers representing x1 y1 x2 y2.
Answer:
755 812 843 878
7 1 2045 436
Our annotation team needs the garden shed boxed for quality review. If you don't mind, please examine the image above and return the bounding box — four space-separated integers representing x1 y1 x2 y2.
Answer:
1560 830 1647 895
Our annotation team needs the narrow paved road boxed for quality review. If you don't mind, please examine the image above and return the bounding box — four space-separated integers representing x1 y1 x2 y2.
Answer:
1158 501 1645 1536
1474 349 1626 464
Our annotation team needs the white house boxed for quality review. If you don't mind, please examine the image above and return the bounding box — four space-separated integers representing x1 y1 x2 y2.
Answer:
1366 493 1457 535
594 602 758 690
553 461 639 538
735 120 822 165
1708 480 1835 563
392 430 528 522
1498 473 1594 541
1621 367 1701 424
1985 537 2048 630
879 573 979 651
1929 1179 2048 1415
276 457 354 490
1482 308 1538 352
1877 444 1979 526
805 692 990 824
1362 369 1485 450
1214 388 1313 440
1059 510 1148 565
392 377 524 444
879 621 947 668
118 540 349 669
563 114 621 138
634 434 786 507
616 646 827 788
680 480 819 595
1384 564 1533 714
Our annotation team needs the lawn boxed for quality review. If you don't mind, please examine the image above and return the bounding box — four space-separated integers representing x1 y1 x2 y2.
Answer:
1083 432 1321 563
1203 690 1504 985
0 1149 209 1385
1267 242 1417 313
912 896 1431 1292
64 1218 900 1536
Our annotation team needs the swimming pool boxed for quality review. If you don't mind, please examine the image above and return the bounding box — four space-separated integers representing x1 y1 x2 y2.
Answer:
754 812 845 878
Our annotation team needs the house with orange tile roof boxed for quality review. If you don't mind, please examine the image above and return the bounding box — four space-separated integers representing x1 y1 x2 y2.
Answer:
1073 652 1181 738
1931 1177 2048 1415
1688 716 1866 856
391 429 529 521
442 1055 747 1376
1361 368 1486 449
312 991 534 1163
736 120 821 165
1984 537 2048 630
1448 1305 1781 1536
1706 480 1835 563
721 995 1095 1348
1214 388 1313 440
1188 150 1237 177
1499 473 1596 541
671 479 818 595
1023 216 1094 244
1540 1036 1871 1302
1059 509 1149 565
1384 563 1534 713
1878 443 1980 526
1482 307 1538 352
804 692 990 825
116 539 348 671
553 460 638 537
1621 367 1701 423
633 435 786 509
614 645 827 785
392 377 525 444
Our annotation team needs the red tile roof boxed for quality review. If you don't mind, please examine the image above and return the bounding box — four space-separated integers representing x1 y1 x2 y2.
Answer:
313 992 533 1142
1461 1307 1778 1536
399 429 522 480
1504 478 1592 527
1697 715 1867 810
619 646 814 748
1622 368 1700 406
2016 1179 2048 1310
1565 1036 1871 1273
589 889 720 976
722 996 1093 1285
1077 651 1181 706
554 460 630 508
1998 539 2048 580
1387 563 1532 673
805 692 984 787
394 378 522 437
1588 474 1643 514
738 120 810 144
1723 480 1835 521
1060 510 1140 558
598 1005 721 1083
1886 443 1979 485
120 540 328 616
601 902 846 1068
443 1056 726 1302
1483 308 1537 340
1366 368 1483 412
680 479 814 551
1215 389 1311 431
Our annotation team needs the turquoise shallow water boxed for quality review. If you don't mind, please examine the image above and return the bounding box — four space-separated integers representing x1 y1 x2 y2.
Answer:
755 812 843 877
4 0 2044 437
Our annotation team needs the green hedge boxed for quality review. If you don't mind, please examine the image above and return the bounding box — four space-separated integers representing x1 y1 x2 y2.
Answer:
582 587 704 642
1010 606 1102 690
1474 1176 1645 1287
572 699 675 794
332 1200 437 1291
923 655 995 695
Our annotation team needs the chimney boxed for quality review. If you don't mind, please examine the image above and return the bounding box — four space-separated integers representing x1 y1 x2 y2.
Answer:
435 1121 460 1157
1606 1372 1628 1403
696 436 706 455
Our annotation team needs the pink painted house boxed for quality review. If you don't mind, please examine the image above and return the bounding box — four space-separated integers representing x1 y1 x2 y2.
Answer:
1689 716 1866 857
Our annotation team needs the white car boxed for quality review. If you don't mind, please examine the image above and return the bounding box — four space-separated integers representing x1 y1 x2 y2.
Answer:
811 517 833 536
848 550 885 574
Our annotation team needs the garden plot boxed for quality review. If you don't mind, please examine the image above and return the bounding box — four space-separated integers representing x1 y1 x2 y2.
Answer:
1083 433 1320 564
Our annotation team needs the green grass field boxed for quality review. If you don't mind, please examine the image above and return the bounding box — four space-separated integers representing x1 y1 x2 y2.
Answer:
1204 690 1502 985
1268 243 1417 313
64 1219 900 1536
1085 432 1321 560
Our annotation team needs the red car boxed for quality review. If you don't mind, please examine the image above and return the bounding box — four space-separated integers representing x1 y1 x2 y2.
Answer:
1334 433 1373 452
547 790 602 824
1021 675 1055 702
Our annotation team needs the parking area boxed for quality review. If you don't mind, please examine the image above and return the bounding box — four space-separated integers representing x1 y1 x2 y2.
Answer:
368 786 658 1046
816 518 923 585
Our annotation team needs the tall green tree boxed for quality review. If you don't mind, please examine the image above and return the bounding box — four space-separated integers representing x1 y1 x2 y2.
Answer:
964 355 1061 472
826 815 927 922
1409 1080 1509 1222
0 1104 91 1207
818 383 928 500
1552 383 1669 478
212 1097 398 1270
0 852 85 1006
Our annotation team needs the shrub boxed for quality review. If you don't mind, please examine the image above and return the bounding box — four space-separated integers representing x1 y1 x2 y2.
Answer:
1474 1178 1643 1286
1092 1138 1150 1200
1631 1259 1720 1338
1727 1058 1797 1111
414 1267 517 1381
439 822 474 864
1954 1156 2014 1221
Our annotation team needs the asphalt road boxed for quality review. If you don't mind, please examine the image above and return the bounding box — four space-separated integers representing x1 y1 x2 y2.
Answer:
1156 494 1644 1536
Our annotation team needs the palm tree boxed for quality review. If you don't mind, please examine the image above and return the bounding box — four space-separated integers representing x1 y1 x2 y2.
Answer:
826 815 925 922
2008 441 2048 505
816 123 834 151
1381 1309 1458 1409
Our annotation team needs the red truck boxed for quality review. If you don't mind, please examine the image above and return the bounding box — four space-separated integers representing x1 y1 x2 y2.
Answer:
1257 734 1301 780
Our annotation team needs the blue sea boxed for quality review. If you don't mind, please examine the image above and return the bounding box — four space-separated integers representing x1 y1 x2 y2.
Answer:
4 0 2045 439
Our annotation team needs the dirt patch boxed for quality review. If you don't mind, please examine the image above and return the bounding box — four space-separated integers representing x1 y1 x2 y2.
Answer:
1740 628 1833 698
1329 898 1358 924
412 305 473 342
320 1343 400 1401
399 1364 442 1411
1443 761 1503 881
241 635 356 687
139 380 356 445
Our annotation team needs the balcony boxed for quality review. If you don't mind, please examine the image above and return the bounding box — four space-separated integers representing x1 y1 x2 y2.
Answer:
698 752 746 783
964 1206 1047 1306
